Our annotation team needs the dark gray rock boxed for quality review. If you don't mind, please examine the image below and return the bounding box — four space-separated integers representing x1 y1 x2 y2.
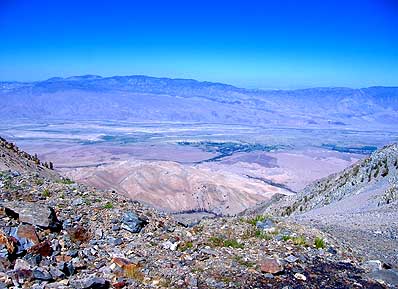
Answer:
56 261 74 276
63 262 75 276
71 277 110 289
4 226 36 254
369 269 398 286
1 202 62 232
285 255 298 263
72 198 83 206
0 247 8 258
23 253 42 267
112 238 123 246
327 247 337 255
49 266 65 280
33 268 53 281
67 249 79 257
11 171 20 177
121 212 147 233
256 219 275 231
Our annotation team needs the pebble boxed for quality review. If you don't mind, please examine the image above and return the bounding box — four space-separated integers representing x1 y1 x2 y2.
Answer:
260 258 284 274
294 273 307 281
285 255 298 263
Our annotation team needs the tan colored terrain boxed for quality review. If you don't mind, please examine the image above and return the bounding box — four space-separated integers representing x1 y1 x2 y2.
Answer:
65 159 293 215
17 140 362 215
200 149 362 191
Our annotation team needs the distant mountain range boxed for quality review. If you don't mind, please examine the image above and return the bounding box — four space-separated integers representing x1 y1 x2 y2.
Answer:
1 75 398 129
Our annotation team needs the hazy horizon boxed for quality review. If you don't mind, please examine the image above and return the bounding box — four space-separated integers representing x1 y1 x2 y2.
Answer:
2 73 398 91
1 0 397 88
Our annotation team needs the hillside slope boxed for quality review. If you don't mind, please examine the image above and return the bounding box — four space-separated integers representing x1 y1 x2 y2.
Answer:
64 159 293 215
0 137 59 180
0 138 393 288
260 144 398 266
281 143 398 215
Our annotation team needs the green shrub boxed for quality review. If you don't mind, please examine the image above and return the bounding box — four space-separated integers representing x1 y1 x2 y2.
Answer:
314 237 325 249
246 215 266 226
103 202 114 209
57 178 74 185
283 235 307 246
208 236 244 249
209 236 224 247
178 241 193 252
293 236 307 246
255 230 272 240
233 255 255 267
42 189 51 198
223 239 244 249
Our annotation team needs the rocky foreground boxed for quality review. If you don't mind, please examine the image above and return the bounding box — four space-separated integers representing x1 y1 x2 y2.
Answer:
0 170 395 289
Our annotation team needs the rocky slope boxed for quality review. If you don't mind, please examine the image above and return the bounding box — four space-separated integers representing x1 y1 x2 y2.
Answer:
0 139 395 288
248 144 398 217
0 171 392 289
257 144 398 268
0 137 59 180
280 143 398 215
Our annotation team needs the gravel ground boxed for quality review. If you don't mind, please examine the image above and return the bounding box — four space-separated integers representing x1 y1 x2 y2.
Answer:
294 202 398 267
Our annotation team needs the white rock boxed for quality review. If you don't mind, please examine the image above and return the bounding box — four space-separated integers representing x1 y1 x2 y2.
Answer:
363 260 383 271
14 259 31 270
95 228 103 239
162 240 179 251
294 273 307 281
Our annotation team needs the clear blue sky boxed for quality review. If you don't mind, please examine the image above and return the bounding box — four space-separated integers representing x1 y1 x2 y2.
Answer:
0 0 397 88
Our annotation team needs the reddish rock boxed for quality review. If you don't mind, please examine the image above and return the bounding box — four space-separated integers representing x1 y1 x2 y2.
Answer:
260 258 284 274
55 255 72 262
112 257 142 280
112 257 132 268
0 230 17 254
68 226 91 243
17 224 39 244
113 281 127 288
28 240 52 256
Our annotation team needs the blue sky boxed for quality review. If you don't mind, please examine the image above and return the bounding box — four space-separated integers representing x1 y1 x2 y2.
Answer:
0 0 397 88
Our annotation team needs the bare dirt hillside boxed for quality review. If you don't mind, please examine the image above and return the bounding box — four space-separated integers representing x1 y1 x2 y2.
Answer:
65 160 293 215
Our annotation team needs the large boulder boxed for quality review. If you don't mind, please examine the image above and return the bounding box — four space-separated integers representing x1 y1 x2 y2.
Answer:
121 212 147 233
1 202 62 232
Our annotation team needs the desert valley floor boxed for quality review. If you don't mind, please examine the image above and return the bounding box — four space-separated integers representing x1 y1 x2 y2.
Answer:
2 120 397 215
